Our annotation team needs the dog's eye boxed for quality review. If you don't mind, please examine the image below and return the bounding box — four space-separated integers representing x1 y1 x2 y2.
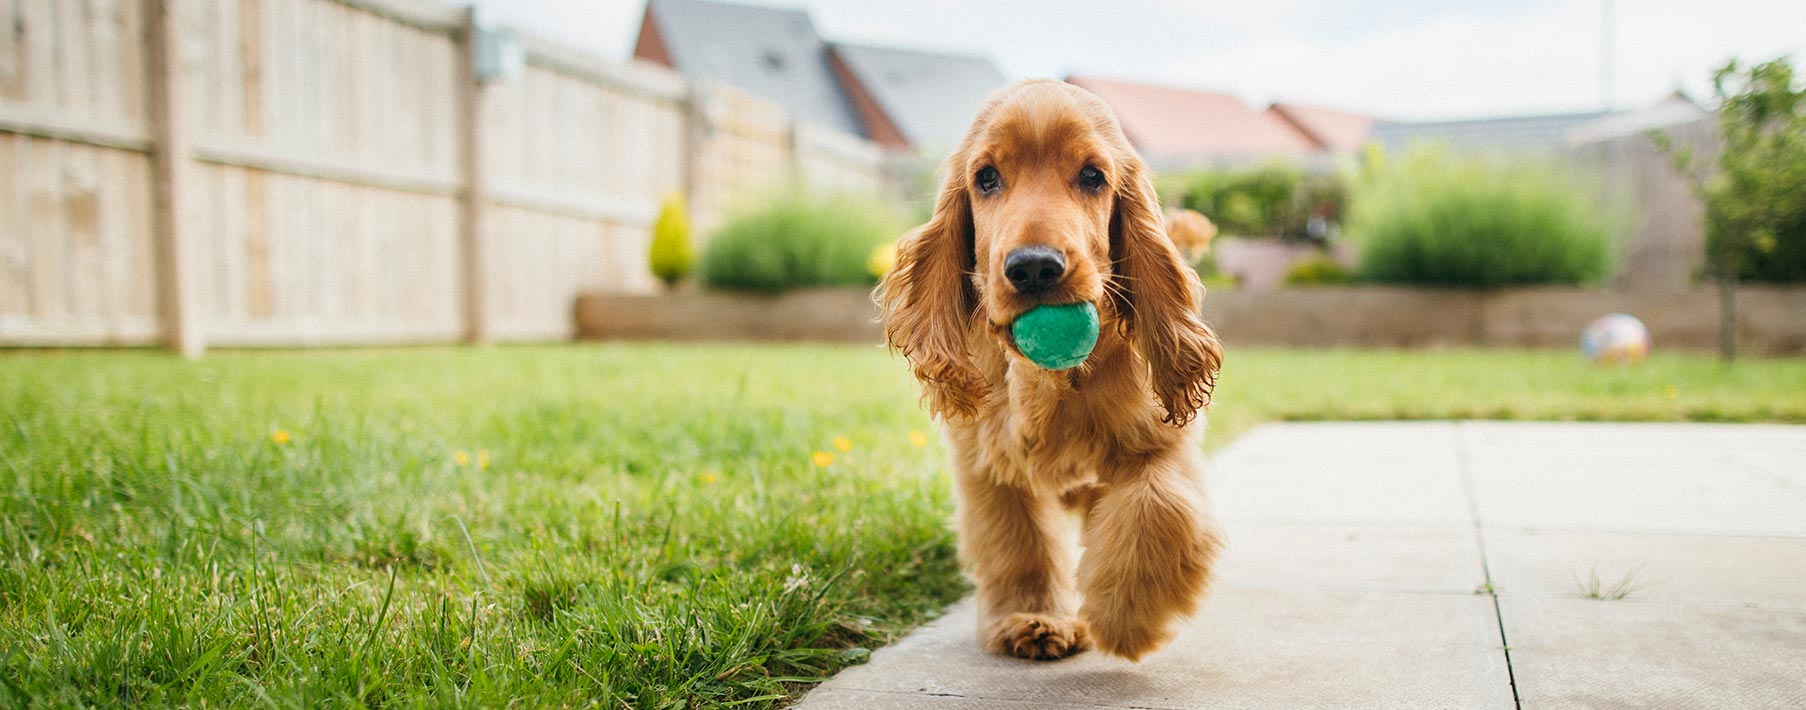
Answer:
1078 165 1106 191
975 166 1001 194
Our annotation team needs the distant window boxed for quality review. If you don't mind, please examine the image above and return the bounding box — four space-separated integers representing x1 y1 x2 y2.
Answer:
762 50 786 73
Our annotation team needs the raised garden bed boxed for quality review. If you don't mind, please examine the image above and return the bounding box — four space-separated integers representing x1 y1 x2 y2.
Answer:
576 288 881 343
576 286 1806 354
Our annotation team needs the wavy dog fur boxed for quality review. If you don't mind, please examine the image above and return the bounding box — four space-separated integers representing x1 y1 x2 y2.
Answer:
876 80 1226 661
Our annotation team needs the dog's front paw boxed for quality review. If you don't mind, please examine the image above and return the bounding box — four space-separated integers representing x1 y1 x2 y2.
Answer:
983 613 1090 661
1080 607 1174 662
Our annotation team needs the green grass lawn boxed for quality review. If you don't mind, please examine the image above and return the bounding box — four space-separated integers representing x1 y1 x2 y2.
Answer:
2 344 1803 707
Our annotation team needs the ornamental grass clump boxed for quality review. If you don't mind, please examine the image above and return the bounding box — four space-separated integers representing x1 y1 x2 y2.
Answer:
1348 147 1613 287
702 192 904 293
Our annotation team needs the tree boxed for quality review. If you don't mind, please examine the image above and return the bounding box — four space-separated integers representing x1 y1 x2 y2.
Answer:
1704 57 1806 284
1660 56 1806 360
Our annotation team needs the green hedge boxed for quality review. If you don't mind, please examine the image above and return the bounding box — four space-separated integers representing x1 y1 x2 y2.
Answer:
701 192 904 293
1283 255 1354 286
1162 164 1346 239
1348 148 1613 287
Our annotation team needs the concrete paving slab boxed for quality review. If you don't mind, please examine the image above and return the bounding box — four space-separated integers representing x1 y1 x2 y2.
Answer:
1210 422 1466 472
1485 528 1806 610
799 589 1514 710
1458 421 1806 455
1218 523 1485 595
1212 422 1471 526
800 422 1806 709
1727 447 1806 482
1462 422 1806 536
798 688 1104 709
1500 596 1806 709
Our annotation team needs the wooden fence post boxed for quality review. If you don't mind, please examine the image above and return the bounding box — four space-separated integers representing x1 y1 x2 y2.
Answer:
681 81 710 233
681 83 701 206
787 118 804 190
145 0 203 357
458 7 491 344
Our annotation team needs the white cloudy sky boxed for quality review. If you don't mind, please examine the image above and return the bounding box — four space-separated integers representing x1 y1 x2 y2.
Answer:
471 0 1806 120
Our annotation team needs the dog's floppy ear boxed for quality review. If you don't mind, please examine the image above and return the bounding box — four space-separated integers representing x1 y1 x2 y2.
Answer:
1109 160 1224 427
876 155 988 419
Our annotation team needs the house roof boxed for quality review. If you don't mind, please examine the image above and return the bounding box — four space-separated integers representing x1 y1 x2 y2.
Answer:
1065 76 1320 163
828 43 1009 153
1566 92 1712 145
640 0 865 137
1268 103 1374 154
1370 109 1611 155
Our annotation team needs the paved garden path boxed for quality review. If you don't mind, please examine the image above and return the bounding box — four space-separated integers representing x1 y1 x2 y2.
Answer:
797 421 1806 709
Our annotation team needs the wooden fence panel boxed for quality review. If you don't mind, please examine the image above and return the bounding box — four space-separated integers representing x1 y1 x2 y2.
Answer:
0 0 159 347
0 0 148 144
187 0 459 181
795 122 885 197
691 85 792 233
477 45 687 338
0 134 158 344
0 0 895 349
483 206 612 340
190 163 461 344
181 0 465 344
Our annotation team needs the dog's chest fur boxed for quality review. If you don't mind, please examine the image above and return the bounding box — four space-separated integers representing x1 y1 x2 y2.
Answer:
956 336 1178 496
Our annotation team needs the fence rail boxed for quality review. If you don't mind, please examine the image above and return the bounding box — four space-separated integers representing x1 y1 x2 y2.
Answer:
0 0 894 351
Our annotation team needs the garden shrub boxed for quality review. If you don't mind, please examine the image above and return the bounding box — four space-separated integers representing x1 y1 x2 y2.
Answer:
1283 255 1354 285
1347 147 1613 287
701 191 904 293
1169 164 1346 240
648 193 694 288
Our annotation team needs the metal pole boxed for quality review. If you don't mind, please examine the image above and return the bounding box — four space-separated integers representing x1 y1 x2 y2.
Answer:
1601 0 1615 111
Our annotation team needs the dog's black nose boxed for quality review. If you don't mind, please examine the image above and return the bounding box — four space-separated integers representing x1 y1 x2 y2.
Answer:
1004 246 1066 294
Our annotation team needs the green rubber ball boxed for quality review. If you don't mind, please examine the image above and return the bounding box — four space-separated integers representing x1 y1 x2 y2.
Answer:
1011 302 1100 370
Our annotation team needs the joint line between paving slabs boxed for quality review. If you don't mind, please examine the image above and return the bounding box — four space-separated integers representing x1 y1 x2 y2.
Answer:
1454 422 1523 709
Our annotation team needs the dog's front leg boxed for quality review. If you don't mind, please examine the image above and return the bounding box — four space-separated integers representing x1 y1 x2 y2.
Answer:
1078 447 1224 660
956 466 1088 660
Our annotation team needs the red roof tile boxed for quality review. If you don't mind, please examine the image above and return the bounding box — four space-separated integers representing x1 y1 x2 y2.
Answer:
1268 103 1374 154
1066 76 1319 160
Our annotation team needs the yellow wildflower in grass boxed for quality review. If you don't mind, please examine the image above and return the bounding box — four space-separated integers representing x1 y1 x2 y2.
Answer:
477 450 491 470
812 451 835 468
833 436 853 452
1662 385 1680 399
270 429 291 445
908 431 928 448
454 450 471 466
699 471 719 485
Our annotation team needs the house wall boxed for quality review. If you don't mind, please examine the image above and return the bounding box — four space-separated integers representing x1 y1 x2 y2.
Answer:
0 0 895 349
1572 121 1716 292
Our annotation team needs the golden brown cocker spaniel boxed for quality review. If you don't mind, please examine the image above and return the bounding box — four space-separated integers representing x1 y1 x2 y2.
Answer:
877 80 1226 661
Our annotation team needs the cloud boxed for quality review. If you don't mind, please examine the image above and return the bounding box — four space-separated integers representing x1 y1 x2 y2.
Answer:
1148 2 1607 118
476 0 1806 119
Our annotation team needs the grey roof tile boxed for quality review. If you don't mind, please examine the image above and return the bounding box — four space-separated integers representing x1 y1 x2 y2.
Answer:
1370 110 1611 155
648 0 866 137
830 43 1009 153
